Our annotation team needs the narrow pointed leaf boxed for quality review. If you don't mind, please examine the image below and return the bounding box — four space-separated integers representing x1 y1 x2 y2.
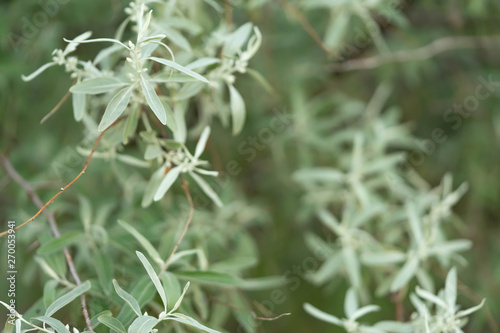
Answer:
304 303 341 326
136 251 168 311
194 126 210 159
149 57 209 83
188 171 223 207
98 86 132 131
228 84 246 135
45 281 91 317
112 279 142 317
70 77 127 94
154 165 182 201
141 78 167 124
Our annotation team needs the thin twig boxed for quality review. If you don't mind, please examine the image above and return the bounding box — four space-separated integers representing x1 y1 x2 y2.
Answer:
0 116 125 238
390 290 405 321
40 90 71 124
278 0 342 60
331 35 500 72
209 296 291 321
458 279 499 333
0 154 94 331
160 178 194 273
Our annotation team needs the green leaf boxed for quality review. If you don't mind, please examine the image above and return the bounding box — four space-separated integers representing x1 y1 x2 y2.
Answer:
293 168 344 182
228 84 246 135
98 315 126 333
70 77 127 94
72 93 86 121
167 313 222 333
186 57 220 69
21 62 57 81
43 279 59 309
161 272 181 312
118 220 163 266
149 57 209 83
122 104 140 144
33 316 70 333
37 231 84 255
194 126 210 159
98 85 132 131
188 171 223 207
237 276 284 290
173 271 243 287
141 78 167 125
154 165 182 202
136 251 168 311
391 256 419 291
303 303 341 326
128 315 158 333
344 288 358 318
112 279 142 317
93 250 113 293
45 280 91 317
171 282 190 313
224 23 253 57
445 267 457 308
144 145 163 160
142 167 165 208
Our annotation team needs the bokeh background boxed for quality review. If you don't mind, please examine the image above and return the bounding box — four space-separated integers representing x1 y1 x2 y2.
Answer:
1 0 499 332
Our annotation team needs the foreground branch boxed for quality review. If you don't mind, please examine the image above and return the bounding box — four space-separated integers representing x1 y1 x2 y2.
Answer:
331 35 500 72
0 116 125 238
0 154 94 331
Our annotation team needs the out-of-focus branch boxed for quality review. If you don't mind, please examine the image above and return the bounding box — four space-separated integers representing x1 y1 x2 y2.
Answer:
278 0 342 60
0 116 125 237
331 35 500 72
0 154 94 331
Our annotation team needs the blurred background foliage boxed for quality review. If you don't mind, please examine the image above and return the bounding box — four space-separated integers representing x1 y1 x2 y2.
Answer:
1 0 499 332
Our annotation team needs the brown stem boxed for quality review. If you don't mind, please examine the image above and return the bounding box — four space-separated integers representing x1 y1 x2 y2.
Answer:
160 178 194 273
0 116 125 238
0 154 94 331
40 90 71 124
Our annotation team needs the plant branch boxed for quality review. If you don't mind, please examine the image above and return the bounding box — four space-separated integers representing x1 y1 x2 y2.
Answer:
278 0 342 60
208 295 291 321
330 35 500 72
160 178 194 273
0 116 125 238
40 90 71 124
0 154 94 331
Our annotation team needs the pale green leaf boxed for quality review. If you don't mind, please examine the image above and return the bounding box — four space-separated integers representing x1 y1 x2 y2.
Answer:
45 280 91 317
70 77 127 94
98 315 126 333
98 85 132 131
149 57 209 83
188 171 223 207
141 78 167 124
153 165 182 201
136 251 168 311
228 84 246 135
112 279 142 317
